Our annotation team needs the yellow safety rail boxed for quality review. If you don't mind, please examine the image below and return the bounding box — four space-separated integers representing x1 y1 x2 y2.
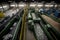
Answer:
0 11 5 19
19 5 28 40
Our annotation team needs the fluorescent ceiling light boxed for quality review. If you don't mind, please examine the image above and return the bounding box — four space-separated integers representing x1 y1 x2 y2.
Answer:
37 5 43 7
19 4 26 7
45 5 50 7
0 6 2 8
3 5 7 8
30 4 36 7
10 5 15 7
45 5 53 7
55 5 57 7
19 5 24 7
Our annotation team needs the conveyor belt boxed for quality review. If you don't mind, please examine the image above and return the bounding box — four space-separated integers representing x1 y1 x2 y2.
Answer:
0 16 12 32
3 22 17 40
34 23 48 40
30 12 48 40
0 16 17 38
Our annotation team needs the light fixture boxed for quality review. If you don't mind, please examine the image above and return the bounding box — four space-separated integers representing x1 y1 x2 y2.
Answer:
45 5 53 7
19 4 26 7
3 5 7 8
0 6 2 8
30 4 35 7
37 4 43 7
10 4 15 7
55 5 57 7
30 3 36 7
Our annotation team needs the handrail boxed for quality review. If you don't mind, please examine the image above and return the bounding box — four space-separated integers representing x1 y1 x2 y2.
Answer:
19 5 28 40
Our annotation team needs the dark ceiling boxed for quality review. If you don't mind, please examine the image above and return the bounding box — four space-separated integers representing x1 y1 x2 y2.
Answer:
0 0 60 4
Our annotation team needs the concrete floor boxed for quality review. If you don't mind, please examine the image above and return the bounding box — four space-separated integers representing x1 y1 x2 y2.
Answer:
26 25 36 40
34 23 48 40
42 15 60 32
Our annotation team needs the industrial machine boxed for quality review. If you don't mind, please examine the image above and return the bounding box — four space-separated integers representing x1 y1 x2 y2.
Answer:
0 7 60 40
27 9 60 40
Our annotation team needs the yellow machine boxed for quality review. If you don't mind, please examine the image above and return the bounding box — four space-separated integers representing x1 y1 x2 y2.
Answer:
0 11 5 19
